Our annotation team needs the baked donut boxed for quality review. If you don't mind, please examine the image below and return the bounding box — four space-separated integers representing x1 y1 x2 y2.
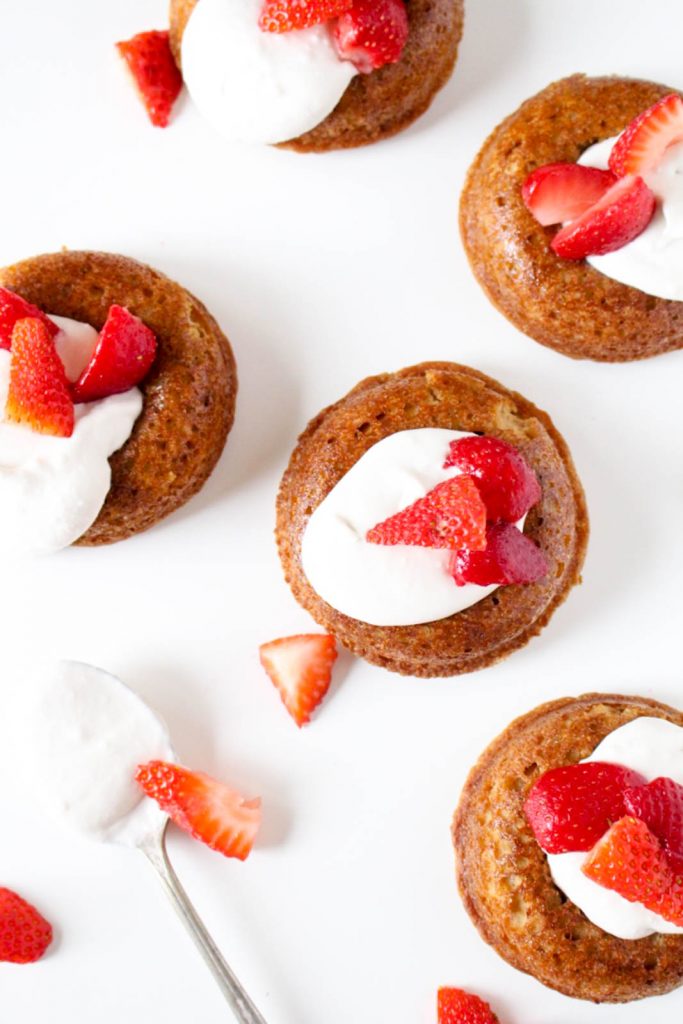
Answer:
453 693 683 1002
276 362 588 677
0 251 236 547
168 0 465 151
460 74 683 362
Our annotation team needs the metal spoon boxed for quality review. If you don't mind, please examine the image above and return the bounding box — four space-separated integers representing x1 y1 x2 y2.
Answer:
135 815 268 1024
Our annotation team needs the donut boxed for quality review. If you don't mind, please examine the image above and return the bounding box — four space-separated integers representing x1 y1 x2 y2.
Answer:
0 250 236 545
460 75 683 362
169 0 465 151
453 693 683 1001
276 362 588 676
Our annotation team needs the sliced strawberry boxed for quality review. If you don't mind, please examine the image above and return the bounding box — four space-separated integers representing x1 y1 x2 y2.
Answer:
0 888 53 964
438 987 499 1024
259 634 337 728
6 319 74 437
443 436 541 523
583 816 683 926
625 777 683 877
333 0 409 74
259 0 353 32
0 287 58 351
451 522 548 588
523 762 647 854
116 30 183 129
366 476 487 550
522 163 617 227
551 174 656 260
609 93 683 177
71 305 157 403
136 761 261 861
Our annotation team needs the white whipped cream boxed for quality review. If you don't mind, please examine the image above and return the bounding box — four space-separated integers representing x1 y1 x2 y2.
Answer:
0 315 142 558
579 137 683 301
547 717 683 940
15 661 172 845
181 0 356 145
301 428 521 627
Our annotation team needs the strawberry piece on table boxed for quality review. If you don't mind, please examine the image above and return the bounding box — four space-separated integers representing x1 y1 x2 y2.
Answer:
259 0 353 32
259 634 338 728
523 762 647 854
583 816 683 926
451 522 548 588
116 30 183 128
551 174 656 260
0 888 53 964
443 436 541 523
367 476 487 550
71 305 157 403
438 987 499 1024
333 0 409 74
522 162 617 227
609 93 683 177
625 777 683 877
6 319 74 437
136 761 261 861
0 287 58 351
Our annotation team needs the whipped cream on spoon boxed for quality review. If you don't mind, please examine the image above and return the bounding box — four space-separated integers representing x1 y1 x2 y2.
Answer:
16 661 267 1024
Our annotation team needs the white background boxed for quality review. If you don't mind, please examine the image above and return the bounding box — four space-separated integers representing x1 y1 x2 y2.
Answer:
1 1 682 1021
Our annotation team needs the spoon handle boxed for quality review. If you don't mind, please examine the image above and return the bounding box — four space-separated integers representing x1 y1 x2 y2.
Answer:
141 830 268 1024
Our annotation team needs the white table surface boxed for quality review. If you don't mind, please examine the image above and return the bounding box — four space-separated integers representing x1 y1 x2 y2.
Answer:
1 0 682 1021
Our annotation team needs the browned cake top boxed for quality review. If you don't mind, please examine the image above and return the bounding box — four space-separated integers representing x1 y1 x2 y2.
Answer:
454 693 683 1002
0 251 236 544
276 362 587 677
460 74 683 362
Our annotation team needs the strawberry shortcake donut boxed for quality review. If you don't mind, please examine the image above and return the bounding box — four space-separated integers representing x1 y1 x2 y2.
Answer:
0 251 236 554
276 362 587 677
454 693 683 1001
166 0 465 151
461 75 683 361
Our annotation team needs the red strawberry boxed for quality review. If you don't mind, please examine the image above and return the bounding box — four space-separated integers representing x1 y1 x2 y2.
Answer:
624 777 683 877
443 436 541 523
136 761 261 861
71 305 157 403
522 162 617 227
451 522 548 588
609 93 683 177
0 288 58 351
6 319 74 437
583 816 683 926
523 762 646 854
333 0 409 74
551 174 655 260
116 30 183 129
259 634 337 728
367 476 487 550
438 987 499 1024
259 0 353 32
0 888 52 964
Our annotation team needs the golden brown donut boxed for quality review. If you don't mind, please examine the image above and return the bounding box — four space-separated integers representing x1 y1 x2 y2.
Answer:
0 251 236 545
453 693 683 1002
276 362 588 677
169 0 465 151
460 74 683 362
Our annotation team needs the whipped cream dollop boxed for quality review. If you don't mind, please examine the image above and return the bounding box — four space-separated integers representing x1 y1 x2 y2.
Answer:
0 314 142 558
15 661 172 845
548 717 683 940
181 0 356 145
301 428 521 627
579 137 683 301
